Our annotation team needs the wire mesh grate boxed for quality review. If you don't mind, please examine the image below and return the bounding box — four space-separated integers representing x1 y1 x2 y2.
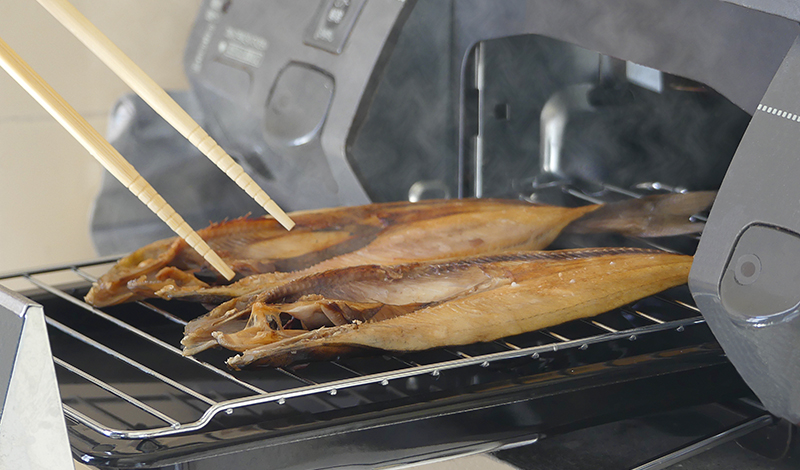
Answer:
0 183 709 441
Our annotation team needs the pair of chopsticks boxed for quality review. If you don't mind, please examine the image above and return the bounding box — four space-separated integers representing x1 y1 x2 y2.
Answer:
0 0 295 280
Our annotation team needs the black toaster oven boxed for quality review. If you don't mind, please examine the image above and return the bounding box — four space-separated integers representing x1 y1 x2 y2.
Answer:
4 0 800 468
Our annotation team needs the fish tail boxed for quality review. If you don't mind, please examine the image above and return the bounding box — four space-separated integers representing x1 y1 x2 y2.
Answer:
564 191 715 238
226 327 363 369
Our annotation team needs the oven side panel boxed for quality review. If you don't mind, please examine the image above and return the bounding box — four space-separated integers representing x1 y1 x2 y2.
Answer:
691 35 800 426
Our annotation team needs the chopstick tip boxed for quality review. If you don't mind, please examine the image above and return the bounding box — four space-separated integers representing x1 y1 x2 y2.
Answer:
264 200 295 231
203 249 235 280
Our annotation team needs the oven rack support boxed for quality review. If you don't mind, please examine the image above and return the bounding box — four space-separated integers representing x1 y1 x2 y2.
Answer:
0 285 75 470
2 257 707 444
61 306 706 441
0 181 714 449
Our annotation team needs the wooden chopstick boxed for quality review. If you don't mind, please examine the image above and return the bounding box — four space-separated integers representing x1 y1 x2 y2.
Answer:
0 36 236 281
35 0 295 231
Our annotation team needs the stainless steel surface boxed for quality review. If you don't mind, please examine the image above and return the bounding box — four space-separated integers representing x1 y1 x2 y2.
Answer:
690 36 800 425
0 285 74 470
5 251 706 441
630 414 774 470
723 0 800 22
539 84 595 181
0 287 25 414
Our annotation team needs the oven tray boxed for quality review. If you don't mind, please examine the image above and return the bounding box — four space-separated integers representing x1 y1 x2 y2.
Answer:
0 185 753 469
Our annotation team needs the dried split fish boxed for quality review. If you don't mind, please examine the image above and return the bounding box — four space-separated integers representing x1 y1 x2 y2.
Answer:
86 193 713 308
177 247 692 368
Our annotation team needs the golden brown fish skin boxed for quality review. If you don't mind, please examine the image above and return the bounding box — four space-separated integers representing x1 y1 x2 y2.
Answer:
84 237 182 306
86 198 598 307
187 249 575 342
206 301 416 354
225 249 693 369
179 261 497 355
138 201 598 304
86 192 713 308
564 191 716 237
84 204 384 307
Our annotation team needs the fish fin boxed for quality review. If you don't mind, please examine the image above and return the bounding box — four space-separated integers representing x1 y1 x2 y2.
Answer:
228 341 370 369
563 191 715 238
84 237 181 307
212 328 298 353
182 339 219 356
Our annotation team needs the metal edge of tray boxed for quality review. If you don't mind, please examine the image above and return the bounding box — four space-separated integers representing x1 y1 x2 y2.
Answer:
68 335 751 469
0 284 75 470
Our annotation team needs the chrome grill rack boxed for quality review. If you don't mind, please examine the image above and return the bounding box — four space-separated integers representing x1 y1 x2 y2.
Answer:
0 183 754 469
16 265 707 441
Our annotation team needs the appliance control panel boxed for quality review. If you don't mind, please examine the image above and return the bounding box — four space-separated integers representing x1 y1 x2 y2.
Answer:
183 0 414 211
304 0 368 54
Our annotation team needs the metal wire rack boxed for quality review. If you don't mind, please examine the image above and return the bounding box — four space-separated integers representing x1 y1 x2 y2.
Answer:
0 182 734 469
4 265 705 441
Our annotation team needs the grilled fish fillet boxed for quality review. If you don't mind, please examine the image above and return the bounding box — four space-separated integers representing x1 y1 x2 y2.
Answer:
86 193 713 308
176 248 692 368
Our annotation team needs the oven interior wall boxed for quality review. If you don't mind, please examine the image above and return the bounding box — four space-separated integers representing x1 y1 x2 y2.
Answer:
346 2 755 203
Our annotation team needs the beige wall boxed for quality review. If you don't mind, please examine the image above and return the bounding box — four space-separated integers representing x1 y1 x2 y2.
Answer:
0 1 201 274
